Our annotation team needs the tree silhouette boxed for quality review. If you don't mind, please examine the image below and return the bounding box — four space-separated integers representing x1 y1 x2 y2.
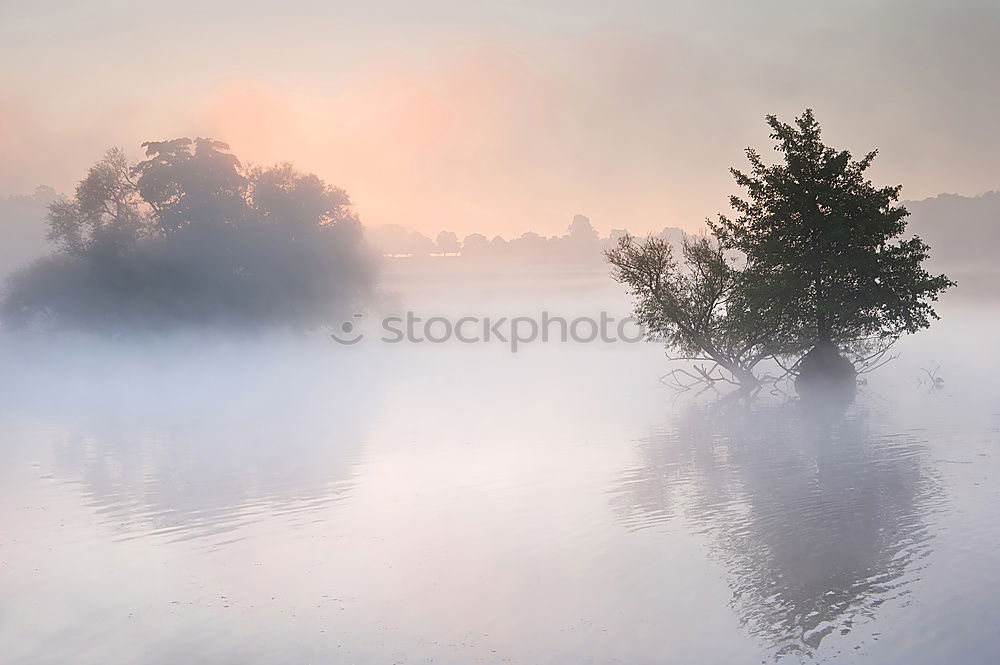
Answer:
46 148 148 257
435 231 460 254
612 405 937 658
712 110 954 367
609 110 954 395
2 138 372 330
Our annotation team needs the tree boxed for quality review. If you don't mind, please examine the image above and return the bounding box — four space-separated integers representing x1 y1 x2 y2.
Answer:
608 110 953 396
711 110 953 382
510 231 549 257
249 162 357 231
461 233 490 255
47 148 149 257
607 234 775 389
567 214 598 242
133 138 247 233
562 213 601 260
2 138 372 330
435 231 460 254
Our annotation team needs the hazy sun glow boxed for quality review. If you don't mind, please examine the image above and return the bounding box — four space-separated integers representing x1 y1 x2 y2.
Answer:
2 1 998 238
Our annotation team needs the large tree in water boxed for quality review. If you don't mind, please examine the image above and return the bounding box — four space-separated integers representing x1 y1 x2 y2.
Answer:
608 110 953 399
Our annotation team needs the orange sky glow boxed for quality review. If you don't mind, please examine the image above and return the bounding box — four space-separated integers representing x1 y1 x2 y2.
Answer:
2 2 998 238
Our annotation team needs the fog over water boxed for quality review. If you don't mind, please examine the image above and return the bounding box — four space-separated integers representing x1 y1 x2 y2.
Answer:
1 261 998 664
3 0 998 659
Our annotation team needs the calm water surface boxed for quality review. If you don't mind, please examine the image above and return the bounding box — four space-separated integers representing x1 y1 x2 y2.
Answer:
1 282 998 664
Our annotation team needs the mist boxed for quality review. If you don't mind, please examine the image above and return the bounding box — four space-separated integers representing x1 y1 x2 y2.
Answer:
3 1 1000 661
2 254 998 663
1 140 375 332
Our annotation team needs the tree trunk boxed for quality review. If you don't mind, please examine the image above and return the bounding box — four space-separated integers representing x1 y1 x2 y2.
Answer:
795 341 856 406
817 311 831 345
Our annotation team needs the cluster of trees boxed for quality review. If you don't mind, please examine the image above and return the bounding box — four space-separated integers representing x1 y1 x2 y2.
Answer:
607 110 953 398
905 191 1000 273
367 215 686 263
1 139 373 330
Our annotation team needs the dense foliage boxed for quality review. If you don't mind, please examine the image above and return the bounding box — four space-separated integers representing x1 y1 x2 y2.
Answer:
608 110 954 389
711 110 954 354
2 139 373 330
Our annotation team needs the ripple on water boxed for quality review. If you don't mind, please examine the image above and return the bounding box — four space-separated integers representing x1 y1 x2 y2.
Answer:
610 403 945 659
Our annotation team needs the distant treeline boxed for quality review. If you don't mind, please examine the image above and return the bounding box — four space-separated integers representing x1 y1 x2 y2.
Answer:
368 214 687 263
365 192 1000 270
1 139 373 331
904 191 1000 273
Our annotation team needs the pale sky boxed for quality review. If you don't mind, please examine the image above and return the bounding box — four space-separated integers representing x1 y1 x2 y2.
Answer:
1 0 998 237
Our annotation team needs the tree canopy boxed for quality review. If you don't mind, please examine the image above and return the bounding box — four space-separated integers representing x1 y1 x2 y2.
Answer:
711 109 954 353
608 110 953 391
2 139 373 330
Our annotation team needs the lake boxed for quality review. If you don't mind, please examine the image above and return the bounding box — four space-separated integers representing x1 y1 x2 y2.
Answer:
1 264 998 664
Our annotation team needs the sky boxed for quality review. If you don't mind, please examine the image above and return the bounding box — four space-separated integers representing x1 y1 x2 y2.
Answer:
1 0 998 238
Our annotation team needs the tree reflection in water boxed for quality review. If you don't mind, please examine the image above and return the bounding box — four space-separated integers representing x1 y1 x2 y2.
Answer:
612 404 941 658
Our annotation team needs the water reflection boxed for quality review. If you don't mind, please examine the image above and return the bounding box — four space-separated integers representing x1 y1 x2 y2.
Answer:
613 404 941 659
3 343 377 546
47 409 361 545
